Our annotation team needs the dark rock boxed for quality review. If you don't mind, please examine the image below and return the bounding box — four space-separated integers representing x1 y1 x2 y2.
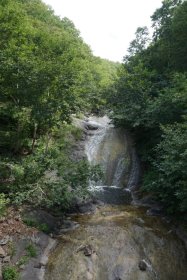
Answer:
134 194 158 207
22 209 62 232
76 244 94 256
83 245 93 256
34 260 47 269
78 202 96 214
69 198 97 214
59 220 80 233
34 263 42 269
139 260 147 271
146 208 163 216
85 123 100 130
92 199 105 206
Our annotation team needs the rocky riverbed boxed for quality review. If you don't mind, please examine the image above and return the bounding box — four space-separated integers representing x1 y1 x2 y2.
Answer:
45 205 187 280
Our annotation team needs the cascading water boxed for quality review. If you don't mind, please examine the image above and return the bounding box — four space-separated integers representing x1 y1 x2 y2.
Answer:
45 116 187 280
84 116 139 203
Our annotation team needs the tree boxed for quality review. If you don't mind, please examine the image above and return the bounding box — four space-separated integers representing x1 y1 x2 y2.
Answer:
143 122 187 213
107 0 187 214
126 26 150 58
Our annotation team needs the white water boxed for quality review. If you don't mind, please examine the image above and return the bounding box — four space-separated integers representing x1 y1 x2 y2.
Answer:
84 116 139 203
85 116 111 164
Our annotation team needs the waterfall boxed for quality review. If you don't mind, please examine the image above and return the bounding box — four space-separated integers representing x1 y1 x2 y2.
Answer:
84 116 139 204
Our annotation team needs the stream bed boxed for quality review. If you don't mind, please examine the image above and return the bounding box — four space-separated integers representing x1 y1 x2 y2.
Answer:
46 205 187 280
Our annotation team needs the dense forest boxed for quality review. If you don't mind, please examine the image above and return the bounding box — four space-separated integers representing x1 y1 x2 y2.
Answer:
0 0 118 212
0 0 187 217
108 0 187 214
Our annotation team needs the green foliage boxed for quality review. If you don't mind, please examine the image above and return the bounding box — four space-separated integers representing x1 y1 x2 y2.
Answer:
7 241 16 257
25 243 37 258
2 266 19 280
38 223 50 233
0 0 117 155
143 123 187 213
23 218 50 233
0 123 101 211
0 0 112 213
0 193 9 217
17 256 29 267
108 0 187 214
126 26 150 58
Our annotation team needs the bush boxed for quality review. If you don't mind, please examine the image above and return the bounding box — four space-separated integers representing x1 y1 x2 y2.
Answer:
2 266 19 280
0 124 102 212
23 218 50 233
0 193 9 217
143 122 187 213
26 243 37 258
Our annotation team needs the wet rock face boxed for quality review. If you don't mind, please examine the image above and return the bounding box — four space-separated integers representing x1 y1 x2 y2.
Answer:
45 206 187 280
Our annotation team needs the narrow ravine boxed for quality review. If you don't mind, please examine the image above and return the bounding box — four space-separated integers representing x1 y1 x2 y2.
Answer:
45 116 187 280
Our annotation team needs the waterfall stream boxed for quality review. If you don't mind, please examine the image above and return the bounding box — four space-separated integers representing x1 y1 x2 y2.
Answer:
85 116 139 204
45 116 187 280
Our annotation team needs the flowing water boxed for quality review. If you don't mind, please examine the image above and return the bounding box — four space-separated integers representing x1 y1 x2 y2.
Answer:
45 116 187 280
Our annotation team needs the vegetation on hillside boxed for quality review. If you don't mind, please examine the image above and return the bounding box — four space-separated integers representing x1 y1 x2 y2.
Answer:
108 0 187 214
0 0 118 212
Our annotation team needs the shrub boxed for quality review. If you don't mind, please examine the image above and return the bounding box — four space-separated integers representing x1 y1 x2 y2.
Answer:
0 193 9 217
26 243 37 258
2 266 19 280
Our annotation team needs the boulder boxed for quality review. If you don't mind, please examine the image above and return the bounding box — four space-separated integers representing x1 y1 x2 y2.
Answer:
146 208 163 216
